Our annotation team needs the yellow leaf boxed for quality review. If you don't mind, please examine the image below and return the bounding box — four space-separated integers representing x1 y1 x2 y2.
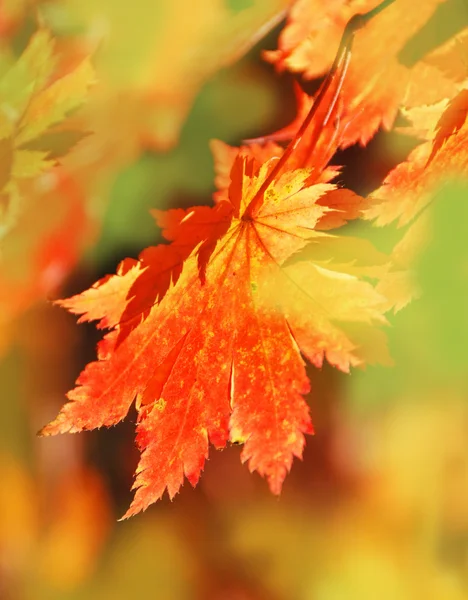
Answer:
17 57 96 145
0 30 56 137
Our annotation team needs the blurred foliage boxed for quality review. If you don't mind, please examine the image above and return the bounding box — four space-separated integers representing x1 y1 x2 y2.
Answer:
350 179 468 408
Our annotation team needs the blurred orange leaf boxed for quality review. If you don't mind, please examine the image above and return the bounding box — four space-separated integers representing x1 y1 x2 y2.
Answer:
0 456 110 590
38 466 111 589
265 0 462 147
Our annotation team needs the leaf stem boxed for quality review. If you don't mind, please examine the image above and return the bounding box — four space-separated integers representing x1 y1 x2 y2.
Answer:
243 0 396 219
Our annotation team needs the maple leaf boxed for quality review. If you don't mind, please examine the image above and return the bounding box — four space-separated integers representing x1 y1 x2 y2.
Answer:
364 86 468 311
39 4 395 515
41 144 388 517
0 29 95 234
264 0 462 147
0 29 94 160
366 89 468 228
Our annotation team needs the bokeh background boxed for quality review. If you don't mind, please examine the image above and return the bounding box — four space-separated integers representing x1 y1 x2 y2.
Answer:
1 1 468 598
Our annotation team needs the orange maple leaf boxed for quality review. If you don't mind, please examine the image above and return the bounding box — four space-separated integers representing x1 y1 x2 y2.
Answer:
265 0 462 147
366 89 468 227
39 4 395 516
364 87 468 311
41 145 389 516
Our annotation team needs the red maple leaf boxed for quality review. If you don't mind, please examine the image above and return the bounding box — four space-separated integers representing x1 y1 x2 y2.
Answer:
40 3 393 516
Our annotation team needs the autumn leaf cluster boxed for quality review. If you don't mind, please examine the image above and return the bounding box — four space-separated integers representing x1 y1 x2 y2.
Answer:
1 0 467 517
